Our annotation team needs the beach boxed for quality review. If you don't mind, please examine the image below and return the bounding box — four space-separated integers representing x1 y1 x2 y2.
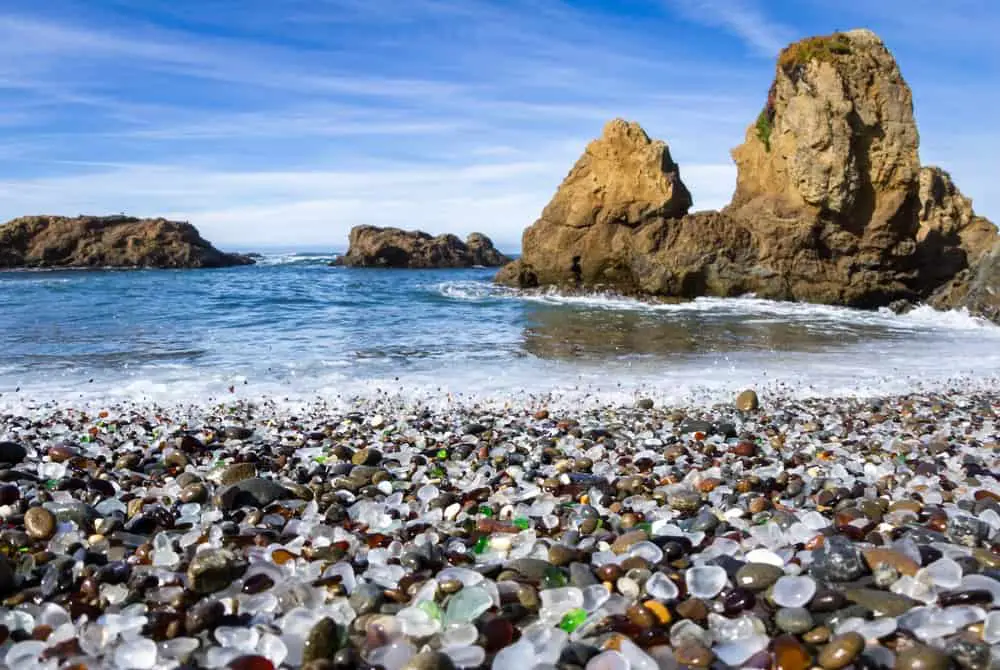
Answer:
1 387 999 668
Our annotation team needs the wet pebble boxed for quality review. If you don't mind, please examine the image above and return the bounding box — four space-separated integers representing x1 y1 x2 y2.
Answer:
24 507 56 540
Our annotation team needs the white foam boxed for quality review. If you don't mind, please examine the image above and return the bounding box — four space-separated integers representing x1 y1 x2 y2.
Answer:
254 253 341 266
436 282 1000 334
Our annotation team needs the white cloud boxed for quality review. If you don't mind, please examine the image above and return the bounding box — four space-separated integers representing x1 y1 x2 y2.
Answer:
663 0 793 56
0 152 738 251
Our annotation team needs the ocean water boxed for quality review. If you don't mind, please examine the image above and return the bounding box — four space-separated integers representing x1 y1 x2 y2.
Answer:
2 251 1000 410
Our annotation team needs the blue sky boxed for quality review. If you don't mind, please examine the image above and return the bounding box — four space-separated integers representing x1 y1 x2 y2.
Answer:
0 0 997 251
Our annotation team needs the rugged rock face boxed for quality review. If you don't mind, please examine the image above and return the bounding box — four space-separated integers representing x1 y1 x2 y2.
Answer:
498 30 1000 315
334 225 509 268
0 215 254 269
949 242 1000 321
464 233 510 267
732 30 919 221
496 119 692 288
915 166 997 288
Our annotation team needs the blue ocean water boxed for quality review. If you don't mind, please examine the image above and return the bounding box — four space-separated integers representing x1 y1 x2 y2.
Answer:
3 252 1000 408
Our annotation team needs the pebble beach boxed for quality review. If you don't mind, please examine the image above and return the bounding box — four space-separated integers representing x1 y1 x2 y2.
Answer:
1 389 999 670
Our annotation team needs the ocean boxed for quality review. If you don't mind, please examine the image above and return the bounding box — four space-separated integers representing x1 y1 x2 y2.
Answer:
2 251 1000 410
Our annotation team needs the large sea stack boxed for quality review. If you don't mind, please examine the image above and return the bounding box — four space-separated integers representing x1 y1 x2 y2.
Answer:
497 29 1000 318
334 225 509 268
0 215 253 269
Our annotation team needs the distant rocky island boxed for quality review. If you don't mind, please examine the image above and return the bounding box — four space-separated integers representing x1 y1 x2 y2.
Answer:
497 29 1000 322
333 225 509 268
0 215 253 269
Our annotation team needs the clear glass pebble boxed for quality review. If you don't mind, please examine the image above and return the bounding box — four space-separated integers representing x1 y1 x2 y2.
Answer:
443 644 487 668
585 650 629 670
158 638 199 662
582 584 611 611
921 557 962 589
617 638 658 670
744 548 785 567
5 640 45 667
713 634 770 666
492 640 535 670
685 565 727 599
644 572 679 601
396 605 442 637
114 637 158 669
772 575 816 608
215 626 259 651
984 611 1000 644
445 584 493 625
441 623 480 647
628 541 663 563
204 646 241 668
367 640 417 670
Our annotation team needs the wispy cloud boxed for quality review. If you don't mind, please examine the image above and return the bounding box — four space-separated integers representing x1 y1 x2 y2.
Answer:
663 0 793 57
0 0 995 248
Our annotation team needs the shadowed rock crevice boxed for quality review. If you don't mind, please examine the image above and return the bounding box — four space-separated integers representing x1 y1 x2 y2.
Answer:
497 29 1000 321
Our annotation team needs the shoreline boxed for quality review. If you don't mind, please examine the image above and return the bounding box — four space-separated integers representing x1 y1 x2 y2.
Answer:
2 375 999 420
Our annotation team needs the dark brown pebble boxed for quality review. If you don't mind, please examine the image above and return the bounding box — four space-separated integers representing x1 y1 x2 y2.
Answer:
596 564 623 583
773 634 812 670
893 644 950 670
482 617 515 653
939 589 993 607
674 642 714 668
818 632 865 670
228 657 276 670
303 617 341 663
809 589 847 613
242 573 275 594
675 598 708 622
179 483 209 503
722 588 755 614
0 485 19 505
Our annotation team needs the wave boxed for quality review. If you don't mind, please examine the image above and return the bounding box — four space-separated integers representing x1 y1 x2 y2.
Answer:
3 361 1000 416
435 281 1000 334
254 252 341 266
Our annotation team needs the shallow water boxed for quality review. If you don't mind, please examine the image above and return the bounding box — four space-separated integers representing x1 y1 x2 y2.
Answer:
2 252 1000 408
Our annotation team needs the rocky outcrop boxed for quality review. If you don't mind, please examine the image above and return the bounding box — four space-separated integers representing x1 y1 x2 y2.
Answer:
497 30 1000 315
464 233 509 267
496 119 692 288
932 241 1000 321
915 167 997 288
0 215 254 269
334 225 509 268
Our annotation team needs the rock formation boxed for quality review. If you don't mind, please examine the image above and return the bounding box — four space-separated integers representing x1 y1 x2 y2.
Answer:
0 215 254 269
915 167 997 288
496 29 1000 318
498 119 692 288
334 225 509 268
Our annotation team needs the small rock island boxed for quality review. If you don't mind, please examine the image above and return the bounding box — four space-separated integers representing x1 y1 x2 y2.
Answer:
0 215 253 269
333 225 510 268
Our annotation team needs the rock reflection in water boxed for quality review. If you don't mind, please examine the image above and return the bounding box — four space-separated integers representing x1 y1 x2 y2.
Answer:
520 302 900 360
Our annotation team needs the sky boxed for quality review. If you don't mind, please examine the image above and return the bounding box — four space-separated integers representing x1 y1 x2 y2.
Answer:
0 0 997 251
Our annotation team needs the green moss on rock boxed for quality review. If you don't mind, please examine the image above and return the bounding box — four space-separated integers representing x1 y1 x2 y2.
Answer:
778 32 852 72
755 109 773 151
